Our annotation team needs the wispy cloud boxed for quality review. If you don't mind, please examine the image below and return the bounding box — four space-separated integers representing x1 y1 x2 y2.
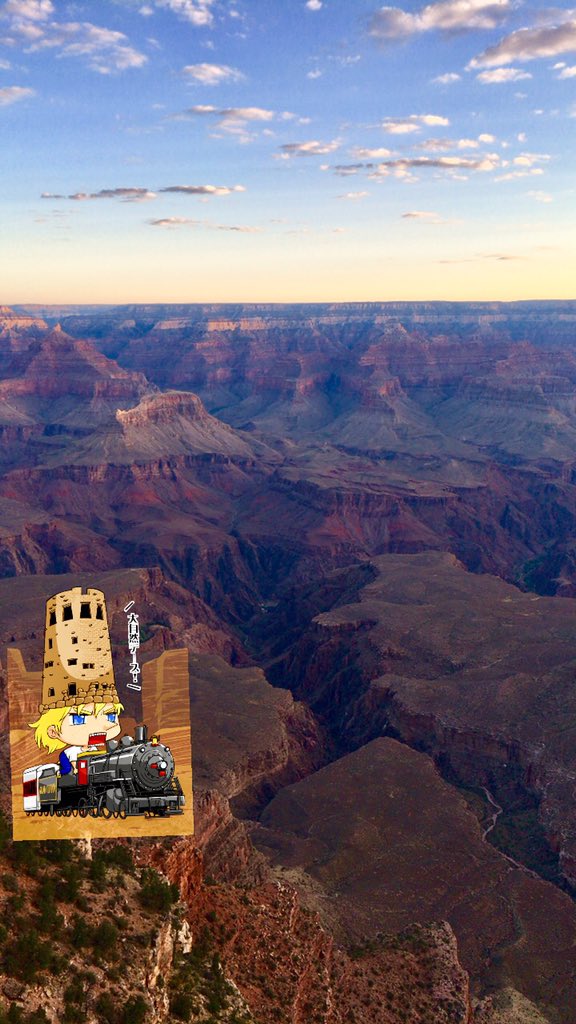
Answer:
158 183 246 195
495 168 544 181
437 251 524 263
180 104 275 121
148 216 260 231
338 191 369 200
402 209 446 223
148 217 199 227
278 139 341 157
558 64 576 78
527 190 552 202
41 187 156 201
476 66 532 83
332 147 545 185
306 0 322 9
333 152 501 178
182 62 245 85
369 0 511 41
512 152 549 168
0 83 35 105
469 18 576 68
154 0 215 26
351 146 393 158
41 183 245 201
1 2 147 73
175 103 280 140
432 72 461 84
382 113 450 133
3 0 54 20
493 150 550 182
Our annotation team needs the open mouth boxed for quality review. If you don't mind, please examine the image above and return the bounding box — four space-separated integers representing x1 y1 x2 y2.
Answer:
89 732 107 746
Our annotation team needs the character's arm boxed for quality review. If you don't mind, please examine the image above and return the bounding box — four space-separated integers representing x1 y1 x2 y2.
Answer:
59 749 73 775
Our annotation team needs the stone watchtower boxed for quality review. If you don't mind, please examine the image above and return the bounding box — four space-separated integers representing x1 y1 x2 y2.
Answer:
40 587 118 712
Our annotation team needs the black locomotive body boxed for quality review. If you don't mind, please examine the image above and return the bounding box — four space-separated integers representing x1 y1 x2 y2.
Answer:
24 725 185 819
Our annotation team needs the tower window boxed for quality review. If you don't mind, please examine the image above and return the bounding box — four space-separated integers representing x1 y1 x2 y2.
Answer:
82 663 95 670
48 688 55 698
44 661 53 668
80 603 91 619
62 606 73 622
68 658 77 666
72 636 78 645
67 683 77 696
48 638 52 649
49 610 56 626
96 605 103 620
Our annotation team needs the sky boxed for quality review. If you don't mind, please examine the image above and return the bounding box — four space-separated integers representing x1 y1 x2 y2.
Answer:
0 0 575 303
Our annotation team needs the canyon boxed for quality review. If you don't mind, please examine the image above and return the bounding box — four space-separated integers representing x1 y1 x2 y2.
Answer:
1 302 576 1022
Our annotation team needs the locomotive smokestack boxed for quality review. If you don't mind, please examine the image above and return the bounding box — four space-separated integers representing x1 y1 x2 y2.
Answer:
135 724 147 744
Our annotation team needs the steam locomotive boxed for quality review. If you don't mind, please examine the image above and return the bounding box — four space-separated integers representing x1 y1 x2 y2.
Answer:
23 725 185 818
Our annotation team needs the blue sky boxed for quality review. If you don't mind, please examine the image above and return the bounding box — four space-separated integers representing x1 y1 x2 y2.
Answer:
1 0 575 302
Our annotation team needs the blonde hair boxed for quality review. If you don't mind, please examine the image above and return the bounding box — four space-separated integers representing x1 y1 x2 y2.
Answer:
30 701 124 753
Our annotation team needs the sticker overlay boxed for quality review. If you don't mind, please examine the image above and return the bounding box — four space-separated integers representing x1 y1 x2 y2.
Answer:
8 586 194 840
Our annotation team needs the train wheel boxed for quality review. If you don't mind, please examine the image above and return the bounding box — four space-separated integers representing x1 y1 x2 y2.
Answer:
55 809 62 817
78 799 89 819
64 808 72 817
71 808 78 817
118 800 127 820
98 795 112 819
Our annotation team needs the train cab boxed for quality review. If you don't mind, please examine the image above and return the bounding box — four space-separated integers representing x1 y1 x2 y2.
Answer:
22 763 60 814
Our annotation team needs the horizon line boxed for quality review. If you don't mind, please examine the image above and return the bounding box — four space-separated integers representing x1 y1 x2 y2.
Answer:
7 298 576 309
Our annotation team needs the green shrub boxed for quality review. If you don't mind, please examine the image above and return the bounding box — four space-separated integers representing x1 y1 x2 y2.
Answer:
169 992 194 1021
0 811 11 852
89 854 107 887
121 996 148 1024
59 863 83 902
139 868 178 913
0 1002 50 1024
3 929 53 982
7 843 40 877
92 921 119 959
64 977 86 1006
94 992 120 1024
39 840 74 864
69 913 93 948
36 878 63 933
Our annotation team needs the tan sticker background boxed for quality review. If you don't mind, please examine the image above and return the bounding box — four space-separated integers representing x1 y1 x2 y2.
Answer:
8 646 194 840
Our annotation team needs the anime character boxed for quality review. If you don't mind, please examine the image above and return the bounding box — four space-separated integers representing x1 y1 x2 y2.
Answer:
29 587 124 773
30 700 123 774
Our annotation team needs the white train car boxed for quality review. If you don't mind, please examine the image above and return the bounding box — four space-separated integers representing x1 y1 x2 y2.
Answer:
22 763 60 814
